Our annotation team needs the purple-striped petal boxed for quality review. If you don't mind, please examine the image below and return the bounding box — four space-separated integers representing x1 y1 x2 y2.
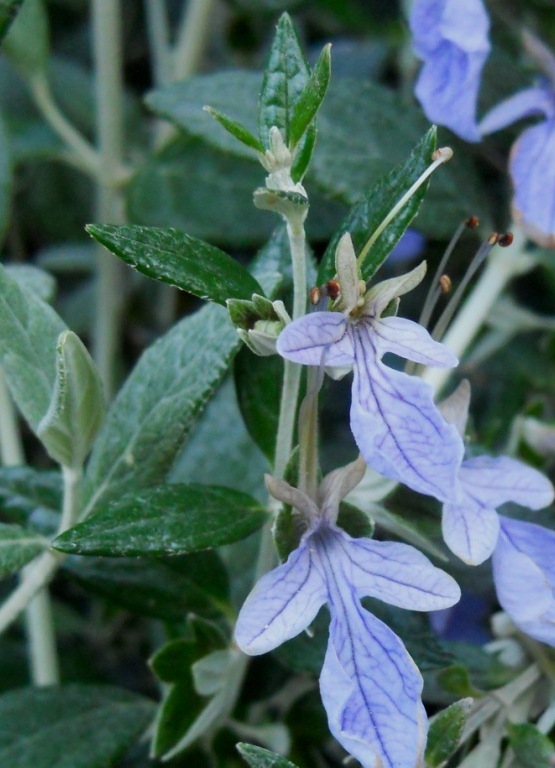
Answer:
234 535 327 655
350 324 463 501
458 456 554 510
320 603 427 768
339 533 461 610
372 316 458 368
276 311 354 367
492 516 555 646
442 492 500 565
510 119 555 247
480 86 555 135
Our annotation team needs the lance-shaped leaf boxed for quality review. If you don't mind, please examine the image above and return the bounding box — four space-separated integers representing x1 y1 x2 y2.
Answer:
237 744 300 768
258 13 309 147
53 484 267 557
86 224 264 304
508 723 555 768
425 698 473 767
203 106 263 153
0 467 61 526
0 523 49 578
37 331 104 468
0 261 65 432
81 302 239 517
289 44 331 149
317 127 437 283
0 684 154 767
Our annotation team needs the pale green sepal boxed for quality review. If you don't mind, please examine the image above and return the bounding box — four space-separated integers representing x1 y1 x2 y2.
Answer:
38 331 105 468
363 260 427 318
438 379 471 438
253 187 308 224
191 650 232 696
228 294 286 356
334 233 363 313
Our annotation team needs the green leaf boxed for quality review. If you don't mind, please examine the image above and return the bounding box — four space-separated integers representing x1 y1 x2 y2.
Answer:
125 135 275 249
151 680 204 758
0 523 48 578
3 0 49 77
204 106 263 152
170 377 267 502
0 0 24 44
234 348 282 463
146 71 261 160
237 743 300 768
425 698 473 767
437 664 483 698
81 302 239 516
336 501 374 539
6 264 56 303
53 484 267 557
290 121 316 183
86 223 264 304
508 723 555 768
0 262 66 432
0 684 154 767
258 13 309 147
37 331 104 468
318 128 437 284
62 551 229 620
289 44 331 149
0 467 61 526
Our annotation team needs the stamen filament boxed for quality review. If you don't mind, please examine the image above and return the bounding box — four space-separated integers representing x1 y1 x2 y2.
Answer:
431 233 499 341
356 147 453 268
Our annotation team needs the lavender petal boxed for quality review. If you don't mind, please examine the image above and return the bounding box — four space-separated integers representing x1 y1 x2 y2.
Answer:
234 534 327 655
372 316 458 368
510 119 555 247
480 86 555 135
350 324 463 501
276 311 354 367
493 516 555 646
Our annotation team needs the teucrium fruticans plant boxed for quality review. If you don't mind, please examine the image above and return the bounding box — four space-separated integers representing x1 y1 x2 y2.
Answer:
0 7 555 768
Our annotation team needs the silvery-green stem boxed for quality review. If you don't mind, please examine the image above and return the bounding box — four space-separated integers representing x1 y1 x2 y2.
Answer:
0 370 60 685
92 0 126 400
0 466 81 639
144 0 171 88
422 227 534 393
30 74 99 176
173 0 216 80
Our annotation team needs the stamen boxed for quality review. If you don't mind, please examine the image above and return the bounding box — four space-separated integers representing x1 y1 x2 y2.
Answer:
439 274 452 294
431 233 500 341
356 147 454 268
309 286 322 305
297 349 326 499
499 232 514 247
419 217 473 329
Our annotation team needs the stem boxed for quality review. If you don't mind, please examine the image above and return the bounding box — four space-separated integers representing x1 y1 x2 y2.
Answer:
144 0 171 88
29 74 99 177
0 467 82 644
91 0 126 401
421 227 535 392
0 370 61 685
173 0 216 80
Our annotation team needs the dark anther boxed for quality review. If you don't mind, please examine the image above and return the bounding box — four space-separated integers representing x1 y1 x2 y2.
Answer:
498 232 514 247
465 215 480 229
326 280 341 301
309 286 322 305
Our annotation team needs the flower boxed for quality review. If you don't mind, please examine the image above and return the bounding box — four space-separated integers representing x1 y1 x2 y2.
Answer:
276 233 464 502
439 381 554 566
410 0 491 142
235 459 461 768
492 516 555 645
479 64 555 247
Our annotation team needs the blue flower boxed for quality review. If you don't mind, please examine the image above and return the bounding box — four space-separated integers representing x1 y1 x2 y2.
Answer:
480 78 555 247
493 516 555 646
276 234 464 502
439 382 554 565
438 381 555 644
410 0 491 142
235 461 461 768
